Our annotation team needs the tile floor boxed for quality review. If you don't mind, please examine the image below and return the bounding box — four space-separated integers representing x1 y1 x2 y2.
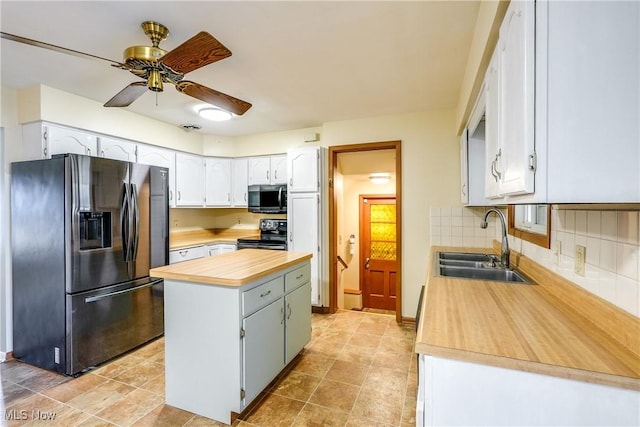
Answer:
1 310 417 426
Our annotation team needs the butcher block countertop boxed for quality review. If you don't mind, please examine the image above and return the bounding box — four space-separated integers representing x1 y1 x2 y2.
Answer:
415 246 640 391
150 249 312 286
169 229 259 250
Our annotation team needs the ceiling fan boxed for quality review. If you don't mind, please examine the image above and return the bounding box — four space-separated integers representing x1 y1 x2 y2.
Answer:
0 21 252 115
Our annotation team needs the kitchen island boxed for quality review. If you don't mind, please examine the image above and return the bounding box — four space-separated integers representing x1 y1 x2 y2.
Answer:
150 249 313 425
415 246 640 426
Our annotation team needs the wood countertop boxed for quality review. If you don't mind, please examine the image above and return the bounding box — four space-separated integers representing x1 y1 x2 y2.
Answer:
415 246 640 391
150 249 312 286
169 229 259 249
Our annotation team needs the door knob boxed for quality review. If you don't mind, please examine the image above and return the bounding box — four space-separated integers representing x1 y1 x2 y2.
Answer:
365 257 370 269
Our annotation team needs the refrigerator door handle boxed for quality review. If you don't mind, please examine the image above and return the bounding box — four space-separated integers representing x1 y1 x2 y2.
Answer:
84 279 163 303
130 183 140 261
120 183 130 261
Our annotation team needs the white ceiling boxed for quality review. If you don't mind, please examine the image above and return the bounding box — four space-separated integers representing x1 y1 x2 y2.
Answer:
0 1 480 137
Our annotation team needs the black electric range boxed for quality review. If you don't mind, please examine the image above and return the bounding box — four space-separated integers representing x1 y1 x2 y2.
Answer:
237 219 287 250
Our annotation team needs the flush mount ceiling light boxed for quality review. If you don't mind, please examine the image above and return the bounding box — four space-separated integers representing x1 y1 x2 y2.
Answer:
198 107 233 121
369 172 391 184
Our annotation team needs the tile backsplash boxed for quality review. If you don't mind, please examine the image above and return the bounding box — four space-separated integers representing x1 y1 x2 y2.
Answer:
431 206 640 318
429 206 500 249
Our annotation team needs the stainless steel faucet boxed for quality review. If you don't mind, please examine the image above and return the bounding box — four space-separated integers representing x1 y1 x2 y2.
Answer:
481 208 510 268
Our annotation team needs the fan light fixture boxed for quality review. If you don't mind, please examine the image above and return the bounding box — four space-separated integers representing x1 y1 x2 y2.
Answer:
198 107 232 122
369 173 391 185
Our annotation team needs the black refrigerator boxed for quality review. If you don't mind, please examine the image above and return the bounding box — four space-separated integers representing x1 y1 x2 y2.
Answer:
11 153 169 375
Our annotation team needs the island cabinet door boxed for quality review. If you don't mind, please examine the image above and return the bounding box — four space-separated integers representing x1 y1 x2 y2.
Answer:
285 282 312 364
242 298 285 407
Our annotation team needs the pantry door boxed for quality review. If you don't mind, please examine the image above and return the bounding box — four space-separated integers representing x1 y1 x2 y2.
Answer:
360 196 397 311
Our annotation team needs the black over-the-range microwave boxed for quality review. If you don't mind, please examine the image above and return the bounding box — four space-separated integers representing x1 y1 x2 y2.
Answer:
248 184 287 214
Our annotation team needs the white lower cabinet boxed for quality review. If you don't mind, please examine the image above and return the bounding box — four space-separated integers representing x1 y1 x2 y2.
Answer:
168 245 205 264
417 355 640 426
164 261 311 424
206 243 237 256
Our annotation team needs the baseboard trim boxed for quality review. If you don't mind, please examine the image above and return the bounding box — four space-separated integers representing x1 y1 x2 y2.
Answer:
312 306 331 314
1 351 14 362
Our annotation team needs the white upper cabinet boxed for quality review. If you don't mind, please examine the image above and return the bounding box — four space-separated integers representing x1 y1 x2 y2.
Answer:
231 158 249 207
22 122 98 160
540 0 640 203
287 147 319 193
137 144 176 207
98 137 137 162
483 0 535 200
248 155 287 185
175 152 205 207
205 157 232 207
270 155 288 184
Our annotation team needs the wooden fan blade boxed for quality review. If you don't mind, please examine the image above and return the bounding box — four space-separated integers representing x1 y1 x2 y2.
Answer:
104 82 148 107
175 81 252 116
0 32 124 66
160 32 232 75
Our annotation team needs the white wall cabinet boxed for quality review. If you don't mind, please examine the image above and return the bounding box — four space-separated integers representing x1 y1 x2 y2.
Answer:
137 144 176 207
287 147 319 193
175 152 205 207
22 122 98 160
205 157 232 207
98 137 137 162
231 158 249 207
163 260 311 424
248 155 287 185
459 129 469 204
470 0 640 204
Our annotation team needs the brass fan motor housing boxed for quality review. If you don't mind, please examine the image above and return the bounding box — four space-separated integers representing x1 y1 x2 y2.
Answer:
123 45 167 66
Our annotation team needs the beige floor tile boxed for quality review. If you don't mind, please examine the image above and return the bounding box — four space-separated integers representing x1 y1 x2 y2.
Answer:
308 378 359 412
27 404 92 426
95 388 164 426
41 373 107 403
271 370 321 401
345 415 394 427
355 322 388 336
292 402 349 426
362 367 408 397
1 361 48 384
317 328 354 344
372 349 412 372
324 360 369 386
112 360 164 388
335 344 375 365
1 380 35 407
137 372 165 396
243 393 305 427
289 352 334 378
14 369 70 393
90 354 146 380
379 335 414 354
305 339 345 359
131 403 195 427
65 379 136 415
5 394 64 427
76 416 118 426
351 387 404 426
346 333 382 349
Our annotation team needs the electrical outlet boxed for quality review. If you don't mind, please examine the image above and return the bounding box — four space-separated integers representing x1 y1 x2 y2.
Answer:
553 240 562 265
575 245 586 276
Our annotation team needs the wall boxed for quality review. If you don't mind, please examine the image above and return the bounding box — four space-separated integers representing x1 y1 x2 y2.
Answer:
169 208 270 233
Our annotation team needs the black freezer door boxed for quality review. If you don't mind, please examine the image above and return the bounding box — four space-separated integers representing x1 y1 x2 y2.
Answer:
67 278 164 374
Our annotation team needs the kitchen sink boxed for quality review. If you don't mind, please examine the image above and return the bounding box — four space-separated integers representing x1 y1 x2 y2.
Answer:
439 265 531 283
435 252 533 284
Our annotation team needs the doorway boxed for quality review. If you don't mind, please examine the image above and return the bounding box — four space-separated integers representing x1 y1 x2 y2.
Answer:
360 195 397 311
328 141 402 323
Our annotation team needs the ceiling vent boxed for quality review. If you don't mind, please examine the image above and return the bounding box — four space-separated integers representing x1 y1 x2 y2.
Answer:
180 123 202 132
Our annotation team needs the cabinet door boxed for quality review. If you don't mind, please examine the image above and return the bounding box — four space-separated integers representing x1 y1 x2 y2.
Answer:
137 144 176 207
285 282 311 364
175 153 204 207
47 125 98 157
459 130 469 204
205 157 232 206
98 137 137 162
287 148 318 193
242 298 285 407
289 193 320 305
497 0 535 196
247 157 271 185
231 158 249 207
484 50 502 199
270 155 288 184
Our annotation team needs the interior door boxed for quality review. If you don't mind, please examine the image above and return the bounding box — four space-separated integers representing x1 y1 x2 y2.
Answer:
360 196 397 311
